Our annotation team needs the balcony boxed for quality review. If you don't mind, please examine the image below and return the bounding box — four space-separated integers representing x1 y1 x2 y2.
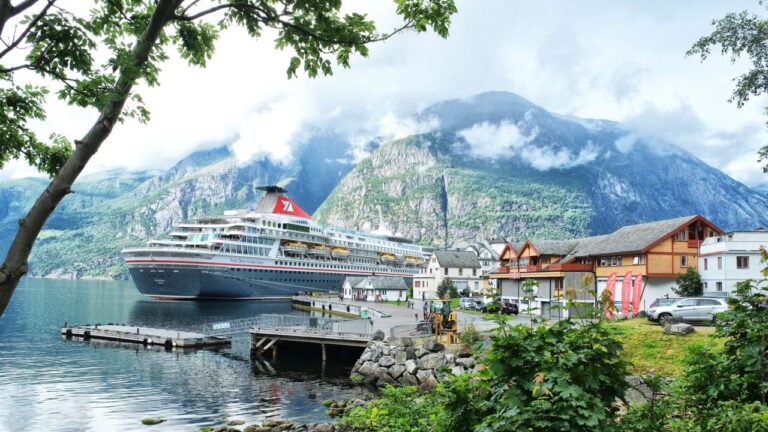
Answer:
526 264 542 272
687 240 702 248
549 263 594 272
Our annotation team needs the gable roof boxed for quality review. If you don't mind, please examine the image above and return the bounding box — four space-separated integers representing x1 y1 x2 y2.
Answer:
343 276 407 290
572 215 701 257
527 239 581 256
434 250 481 268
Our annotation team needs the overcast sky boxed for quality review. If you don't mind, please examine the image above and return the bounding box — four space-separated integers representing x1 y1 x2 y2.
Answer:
2 0 767 186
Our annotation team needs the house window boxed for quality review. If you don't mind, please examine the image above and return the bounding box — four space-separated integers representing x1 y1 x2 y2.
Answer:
681 256 688 268
716 281 723 291
717 257 722 270
737 256 750 269
704 259 708 271
444 268 448 276
611 256 621 266
459 268 463 276
632 256 644 265
673 231 687 241
703 282 708 290
415 281 420 288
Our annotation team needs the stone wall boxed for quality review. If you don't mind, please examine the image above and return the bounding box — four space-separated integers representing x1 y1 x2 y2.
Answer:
350 336 479 392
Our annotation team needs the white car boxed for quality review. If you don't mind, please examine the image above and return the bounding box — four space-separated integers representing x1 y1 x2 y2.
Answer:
647 297 728 324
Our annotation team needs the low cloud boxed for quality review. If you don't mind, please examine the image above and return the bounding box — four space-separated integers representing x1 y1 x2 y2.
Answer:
523 143 599 170
344 113 440 163
230 99 311 165
456 117 598 170
457 119 538 159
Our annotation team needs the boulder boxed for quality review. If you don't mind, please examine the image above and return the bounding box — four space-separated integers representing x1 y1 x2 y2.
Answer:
394 350 407 363
377 374 397 386
243 426 270 432
398 372 419 386
451 366 465 375
423 339 445 352
314 424 334 432
414 348 430 358
389 364 406 379
400 336 414 347
457 346 473 358
418 374 439 392
359 350 372 362
455 357 475 368
358 361 376 377
665 322 694 335
416 369 435 384
372 330 386 341
378 355 395 367
405 359 418 374
418 353 447 370
445 353 455 363
405 347 416 360
373 367 390 379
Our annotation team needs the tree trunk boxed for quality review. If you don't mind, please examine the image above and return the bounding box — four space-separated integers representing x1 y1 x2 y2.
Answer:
0 0 182 316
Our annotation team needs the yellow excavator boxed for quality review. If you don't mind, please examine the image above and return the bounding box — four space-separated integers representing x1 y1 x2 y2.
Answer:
425 295 458 343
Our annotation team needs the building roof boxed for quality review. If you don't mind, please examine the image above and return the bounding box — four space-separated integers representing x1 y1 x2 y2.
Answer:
434 250 481 268
571 215 700 257
527 239 581 256
343 276 407 290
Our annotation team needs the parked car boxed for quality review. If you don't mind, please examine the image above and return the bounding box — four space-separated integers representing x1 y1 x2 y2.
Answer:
471 300 485 311
459 297 476 310
500 302 519 315
647 297 728 324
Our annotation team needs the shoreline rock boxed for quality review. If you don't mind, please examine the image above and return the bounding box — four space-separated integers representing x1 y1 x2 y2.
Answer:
350 337 480 391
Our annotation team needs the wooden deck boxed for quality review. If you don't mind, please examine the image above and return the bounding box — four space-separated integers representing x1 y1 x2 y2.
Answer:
62 324 231 348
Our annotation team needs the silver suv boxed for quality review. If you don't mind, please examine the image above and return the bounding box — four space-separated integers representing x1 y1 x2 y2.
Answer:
647 297 729 324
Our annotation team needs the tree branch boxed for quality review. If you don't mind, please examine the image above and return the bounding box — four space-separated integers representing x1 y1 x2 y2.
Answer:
173 2 414 47
0 0 182 316
0 0 53 61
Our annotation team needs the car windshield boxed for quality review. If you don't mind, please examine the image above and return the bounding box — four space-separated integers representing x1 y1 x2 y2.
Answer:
651 298 678 307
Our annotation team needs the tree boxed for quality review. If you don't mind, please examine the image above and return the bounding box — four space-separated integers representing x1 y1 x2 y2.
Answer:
0 0 457 316
436 277 454 299
672 266 703 297
688 4 768 172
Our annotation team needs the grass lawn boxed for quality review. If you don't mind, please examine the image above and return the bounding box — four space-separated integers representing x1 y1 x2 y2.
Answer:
611 318 723 377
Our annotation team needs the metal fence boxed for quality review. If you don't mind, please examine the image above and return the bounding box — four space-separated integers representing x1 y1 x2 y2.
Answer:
202 314 372 337
389 321 432 339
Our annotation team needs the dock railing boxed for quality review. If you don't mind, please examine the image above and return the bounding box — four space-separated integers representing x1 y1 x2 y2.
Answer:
203 314 373 337
389 321 432 339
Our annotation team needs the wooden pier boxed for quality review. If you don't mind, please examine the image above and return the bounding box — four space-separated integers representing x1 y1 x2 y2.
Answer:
61 324 231 348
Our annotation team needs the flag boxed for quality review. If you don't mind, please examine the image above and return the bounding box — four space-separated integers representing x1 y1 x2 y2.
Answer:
632 275 644 315
621 272 632 315
604 272 617 319
272 196 311 218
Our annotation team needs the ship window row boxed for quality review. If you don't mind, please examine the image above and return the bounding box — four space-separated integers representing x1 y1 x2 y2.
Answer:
221 244 269 255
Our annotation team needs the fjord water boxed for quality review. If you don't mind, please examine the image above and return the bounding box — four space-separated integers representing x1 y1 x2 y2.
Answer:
0 278 367 431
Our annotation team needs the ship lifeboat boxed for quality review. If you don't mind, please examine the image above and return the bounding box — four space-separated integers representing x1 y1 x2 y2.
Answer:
403 256 419 266
307 244 331 257
379 253 397 264
282 241 308 255
331 247 350 259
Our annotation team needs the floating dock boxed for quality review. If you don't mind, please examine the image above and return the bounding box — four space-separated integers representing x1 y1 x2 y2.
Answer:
61 324 231 348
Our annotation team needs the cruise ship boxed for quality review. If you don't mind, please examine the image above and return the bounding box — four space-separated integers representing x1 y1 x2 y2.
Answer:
121 186 427 299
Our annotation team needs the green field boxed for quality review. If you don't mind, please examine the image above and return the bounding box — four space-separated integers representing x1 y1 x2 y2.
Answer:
611 318 723 377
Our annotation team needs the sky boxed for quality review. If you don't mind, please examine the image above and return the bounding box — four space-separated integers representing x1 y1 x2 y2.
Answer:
2 0 768 186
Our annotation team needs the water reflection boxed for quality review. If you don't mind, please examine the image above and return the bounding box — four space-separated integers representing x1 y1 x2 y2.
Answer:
0 278 367 432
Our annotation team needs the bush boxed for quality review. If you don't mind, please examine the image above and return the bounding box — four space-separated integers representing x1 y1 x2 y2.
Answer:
458 323 483 348
672 266 703 297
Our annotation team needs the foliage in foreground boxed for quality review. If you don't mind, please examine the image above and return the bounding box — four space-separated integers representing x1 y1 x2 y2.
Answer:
341 316 630 432
672 266 703 297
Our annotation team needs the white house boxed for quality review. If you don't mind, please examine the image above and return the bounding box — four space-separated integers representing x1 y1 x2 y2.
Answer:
413 250 482 300
342 276 408 302
699 231 768 296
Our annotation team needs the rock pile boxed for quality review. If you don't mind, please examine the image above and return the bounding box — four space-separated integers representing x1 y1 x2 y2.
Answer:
350 336 479 392
206 419 338 432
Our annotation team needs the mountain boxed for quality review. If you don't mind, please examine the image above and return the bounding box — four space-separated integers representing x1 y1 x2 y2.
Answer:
314 92 768 246
0 134 354 278
2 90 767 279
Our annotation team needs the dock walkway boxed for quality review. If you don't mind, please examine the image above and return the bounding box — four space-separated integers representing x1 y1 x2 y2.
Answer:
62 324 231 348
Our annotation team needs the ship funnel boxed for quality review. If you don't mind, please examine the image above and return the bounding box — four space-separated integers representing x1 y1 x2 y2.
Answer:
253 185 311 219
